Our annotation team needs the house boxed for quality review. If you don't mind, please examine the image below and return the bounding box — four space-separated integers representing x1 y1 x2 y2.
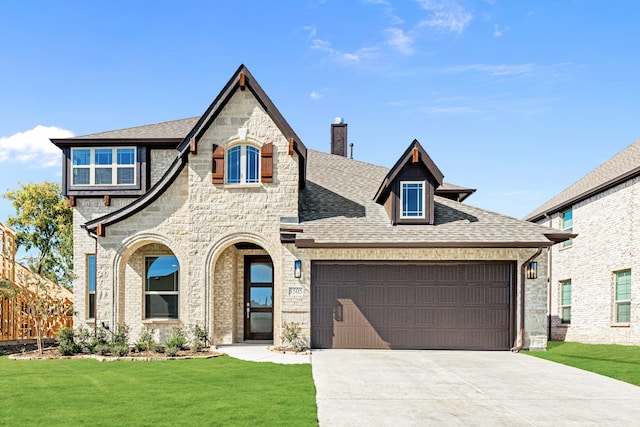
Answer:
52 65 571 350
525 140 640 345
1 222 73 341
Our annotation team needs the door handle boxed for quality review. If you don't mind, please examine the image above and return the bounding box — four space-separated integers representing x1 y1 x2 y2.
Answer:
246 302 250 319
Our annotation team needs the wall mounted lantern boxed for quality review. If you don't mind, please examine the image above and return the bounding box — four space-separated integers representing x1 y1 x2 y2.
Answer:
294 260 302 278
526 261 538 280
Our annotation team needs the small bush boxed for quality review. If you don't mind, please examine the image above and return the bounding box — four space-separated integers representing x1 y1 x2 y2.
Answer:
94 343 111 356
134 327 157 353
56 327 81 355
110 343 129 357
112 322 130 346
165 345 179 357
190 338 203 353
166 324 187 350
281 322 304 351
189 324 208 352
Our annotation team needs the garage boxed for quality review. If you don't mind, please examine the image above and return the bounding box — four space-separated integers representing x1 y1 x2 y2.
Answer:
311 261 515 350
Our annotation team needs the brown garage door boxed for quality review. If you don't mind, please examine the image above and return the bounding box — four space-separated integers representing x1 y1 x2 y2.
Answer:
311 262 515 350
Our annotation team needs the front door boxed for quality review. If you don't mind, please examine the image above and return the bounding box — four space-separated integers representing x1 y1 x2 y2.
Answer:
244 256 274 340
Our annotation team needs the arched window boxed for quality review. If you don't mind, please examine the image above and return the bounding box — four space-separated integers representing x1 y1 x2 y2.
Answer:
227 145 260 184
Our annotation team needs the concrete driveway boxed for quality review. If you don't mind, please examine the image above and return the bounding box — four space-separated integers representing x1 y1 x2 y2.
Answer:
312 350 640 426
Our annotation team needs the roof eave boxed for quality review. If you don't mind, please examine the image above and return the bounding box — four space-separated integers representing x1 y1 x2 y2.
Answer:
294 239 554 249
525 164 640 222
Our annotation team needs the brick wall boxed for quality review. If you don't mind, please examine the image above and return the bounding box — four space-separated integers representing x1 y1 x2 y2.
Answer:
540 177 640 344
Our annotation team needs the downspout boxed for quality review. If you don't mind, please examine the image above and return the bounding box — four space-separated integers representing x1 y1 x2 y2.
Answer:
544 213 553 341
85 229 98 332
511 246 543 352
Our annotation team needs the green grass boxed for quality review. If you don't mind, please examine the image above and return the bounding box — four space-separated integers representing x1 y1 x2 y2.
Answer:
0 355 317 426
524 341 640 386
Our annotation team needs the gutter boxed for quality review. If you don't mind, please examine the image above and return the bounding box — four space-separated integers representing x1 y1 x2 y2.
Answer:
511 246 543 352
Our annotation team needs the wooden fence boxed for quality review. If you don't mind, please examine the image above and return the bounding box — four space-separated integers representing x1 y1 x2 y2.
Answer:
1 222 73 341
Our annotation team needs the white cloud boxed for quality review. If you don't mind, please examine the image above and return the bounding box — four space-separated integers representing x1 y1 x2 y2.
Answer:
417 0 473 34
0 125 74 168
311 38 379 62
385 28 414 55
309 91 323 100
493 24 509 37
302 25 317 38
439 63 535 76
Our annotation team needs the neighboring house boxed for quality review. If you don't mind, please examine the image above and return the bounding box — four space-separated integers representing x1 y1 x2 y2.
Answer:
0 222 73 341
525 140 640 345
52 65 571 350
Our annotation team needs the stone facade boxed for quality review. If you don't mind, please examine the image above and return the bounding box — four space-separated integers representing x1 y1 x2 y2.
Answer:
538 177 640 344
72 89 300 347
67 68 553 350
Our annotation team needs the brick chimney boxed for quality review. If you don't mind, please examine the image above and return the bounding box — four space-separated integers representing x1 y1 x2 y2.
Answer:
331 117 347 157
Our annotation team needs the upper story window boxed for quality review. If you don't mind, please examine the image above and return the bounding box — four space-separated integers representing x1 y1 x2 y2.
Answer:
400 181 425 218
227 145 260 184
561 209 573 248
72 147 136 186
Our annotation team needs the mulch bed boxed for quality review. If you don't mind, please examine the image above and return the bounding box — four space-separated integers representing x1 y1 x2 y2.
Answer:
3 344 224 361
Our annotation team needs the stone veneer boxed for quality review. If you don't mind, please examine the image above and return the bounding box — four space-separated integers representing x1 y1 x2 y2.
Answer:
538 177 640 344
72 88 550 349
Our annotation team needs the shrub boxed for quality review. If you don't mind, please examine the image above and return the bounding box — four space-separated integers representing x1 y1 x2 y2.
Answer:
165 324 187 350
110 343 129 357
189 324 208 352
134 327 157 353
56 327 81 356
94 343 111 356
281 322 304 351
165 345 179 357
112 322 130 346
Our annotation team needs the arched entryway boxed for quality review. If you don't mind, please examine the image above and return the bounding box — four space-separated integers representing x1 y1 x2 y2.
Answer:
211 241 274 344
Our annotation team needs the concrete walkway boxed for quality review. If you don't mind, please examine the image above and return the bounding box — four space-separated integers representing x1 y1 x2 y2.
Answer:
216 343 310 364
312 350 640 426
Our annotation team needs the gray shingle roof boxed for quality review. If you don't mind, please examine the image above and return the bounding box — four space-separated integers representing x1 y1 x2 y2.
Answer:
75 117 199 139
524 139 640 222
300 150 563 246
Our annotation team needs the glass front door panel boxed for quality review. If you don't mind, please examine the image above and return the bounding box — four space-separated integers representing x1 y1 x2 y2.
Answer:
250 262 272 283
250 312 273 334
250 287 273 308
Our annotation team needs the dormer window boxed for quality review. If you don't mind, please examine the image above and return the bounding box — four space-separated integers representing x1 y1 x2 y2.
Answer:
400 181 425 218
227 145 260 184
72 147 136 186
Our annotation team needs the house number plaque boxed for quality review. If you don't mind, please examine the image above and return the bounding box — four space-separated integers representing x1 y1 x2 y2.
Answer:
288 287 304 296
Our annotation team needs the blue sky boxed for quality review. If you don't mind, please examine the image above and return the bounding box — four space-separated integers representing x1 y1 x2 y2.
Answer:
1 0 639 224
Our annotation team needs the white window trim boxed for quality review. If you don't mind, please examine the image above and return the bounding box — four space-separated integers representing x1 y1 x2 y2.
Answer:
561 208 573 248
613 270 631 324
71 147 137 186
560 279 571 324
144 255 179 320
400 181 426 219
226 144 260 185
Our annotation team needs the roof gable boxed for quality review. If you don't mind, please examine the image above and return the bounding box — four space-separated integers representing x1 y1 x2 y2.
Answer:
374 139 444 204
82 64 307 235
182 64 307 184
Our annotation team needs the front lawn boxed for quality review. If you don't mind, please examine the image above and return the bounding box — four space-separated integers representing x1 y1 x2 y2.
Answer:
0 355 317 426
524 341 640 386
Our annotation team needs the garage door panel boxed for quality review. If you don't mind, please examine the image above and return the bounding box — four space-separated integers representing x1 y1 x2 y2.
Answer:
311 262 514 350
